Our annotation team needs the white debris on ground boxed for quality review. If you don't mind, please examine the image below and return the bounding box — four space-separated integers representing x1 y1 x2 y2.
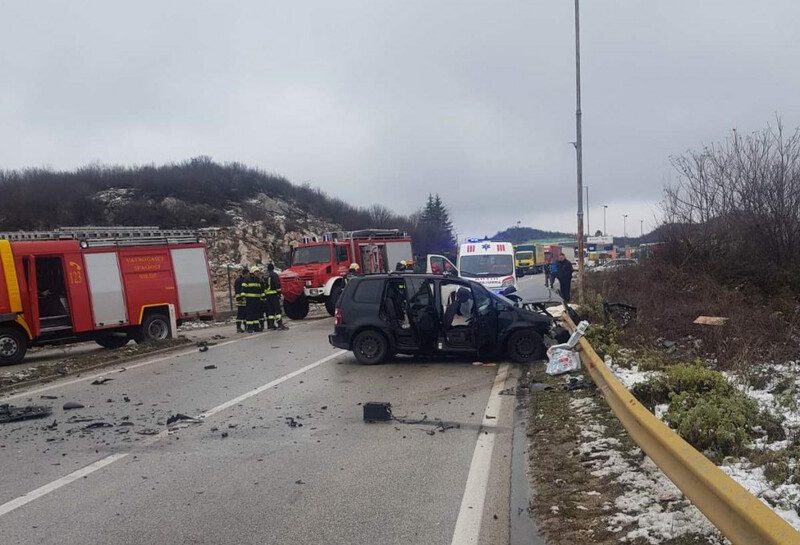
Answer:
569 396 723 544
603 354 800 534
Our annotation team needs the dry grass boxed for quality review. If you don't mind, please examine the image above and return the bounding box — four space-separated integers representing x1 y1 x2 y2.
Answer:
584 262 800 369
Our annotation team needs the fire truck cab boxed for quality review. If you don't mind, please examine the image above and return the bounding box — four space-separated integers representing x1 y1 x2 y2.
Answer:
280 229 413 320
0 227 215 365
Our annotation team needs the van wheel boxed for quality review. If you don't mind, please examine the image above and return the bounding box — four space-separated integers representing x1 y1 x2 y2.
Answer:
284 296 310 320
135 313 171 344
506 329 545 363
0 327 27 366
96 333 130 349
352 330 388 365
325 284 343 316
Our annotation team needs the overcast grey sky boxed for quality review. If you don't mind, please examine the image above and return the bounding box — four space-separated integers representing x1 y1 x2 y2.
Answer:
1 1 799 238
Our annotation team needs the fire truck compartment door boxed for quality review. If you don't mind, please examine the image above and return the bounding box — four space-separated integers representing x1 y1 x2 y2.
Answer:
385 241 413 270
170 248 213 315
84 252 128 327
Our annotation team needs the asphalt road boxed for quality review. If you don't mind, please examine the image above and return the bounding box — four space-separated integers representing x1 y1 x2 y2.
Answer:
0 313 528 544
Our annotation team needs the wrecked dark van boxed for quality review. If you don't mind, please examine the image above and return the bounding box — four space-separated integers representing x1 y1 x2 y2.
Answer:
328 273 559 364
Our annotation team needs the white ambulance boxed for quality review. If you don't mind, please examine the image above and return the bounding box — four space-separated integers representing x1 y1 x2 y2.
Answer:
426 239 517 293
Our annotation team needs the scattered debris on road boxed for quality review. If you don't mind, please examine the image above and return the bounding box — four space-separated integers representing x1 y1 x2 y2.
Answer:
62 401 85 410
693 315 728 326
0 403 53 423
84 421 113 430
40 395 58 400
203 364 217 370
91 377 113 385
166 413 197 426
285 416 303 428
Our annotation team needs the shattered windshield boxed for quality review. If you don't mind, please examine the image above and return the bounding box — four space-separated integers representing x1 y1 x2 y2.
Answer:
291 245 330 265
459 255 514 278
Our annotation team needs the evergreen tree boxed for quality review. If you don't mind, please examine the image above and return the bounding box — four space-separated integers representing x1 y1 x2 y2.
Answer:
412 193 456 257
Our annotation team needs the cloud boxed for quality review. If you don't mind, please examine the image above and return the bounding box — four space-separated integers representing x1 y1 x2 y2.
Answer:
1 0 799 236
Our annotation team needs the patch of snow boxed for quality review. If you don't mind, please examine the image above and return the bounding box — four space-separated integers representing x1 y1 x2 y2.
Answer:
571 395 723 544
720 462 800 530
606 357 657 389
654 404 669 421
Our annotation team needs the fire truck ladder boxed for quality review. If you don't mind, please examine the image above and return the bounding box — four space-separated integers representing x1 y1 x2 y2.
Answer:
0 226 202 247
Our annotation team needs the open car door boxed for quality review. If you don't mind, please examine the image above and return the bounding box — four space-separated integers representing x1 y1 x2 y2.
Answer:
426 255 458 276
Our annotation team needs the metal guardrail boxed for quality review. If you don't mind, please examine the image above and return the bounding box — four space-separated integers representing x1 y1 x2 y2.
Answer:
562 314 800 545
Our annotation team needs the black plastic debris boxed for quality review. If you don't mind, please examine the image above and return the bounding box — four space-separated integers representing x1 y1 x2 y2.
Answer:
221 432 229 438
136 428 159 435
363 402 392 422
166 414 195 426
204 364 217 370
123 396 131 403
40 395 58 400
285 417 303 428
0 404 52 424
84 422 113 430
564 376 594 391
198 344 209 353
62 401 85 410
91 377 113 385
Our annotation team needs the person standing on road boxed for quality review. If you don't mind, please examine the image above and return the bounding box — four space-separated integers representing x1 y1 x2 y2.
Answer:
233 266 248 333
549 257 559 290
265 263 288 330
345 262 361 284
239 267 265 332
556 253 574 303
543 260 552 288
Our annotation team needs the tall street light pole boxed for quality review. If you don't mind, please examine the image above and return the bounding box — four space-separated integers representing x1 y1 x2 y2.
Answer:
623 214 628 238
640 219 644 238
573 0 585 304
603 205 608 236
585 186 590 236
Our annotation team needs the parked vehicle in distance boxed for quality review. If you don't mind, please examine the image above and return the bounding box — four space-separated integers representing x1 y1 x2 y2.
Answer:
280 229 413 319
514 247 535 277
328 273 559 364
589 258 638 272
0 227 215 365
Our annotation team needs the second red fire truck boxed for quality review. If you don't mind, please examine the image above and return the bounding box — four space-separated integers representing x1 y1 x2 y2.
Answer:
280 229 413 319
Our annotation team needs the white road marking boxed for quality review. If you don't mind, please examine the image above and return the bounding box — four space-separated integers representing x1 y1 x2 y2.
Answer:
450 363 511 545
0 453 128 517
1 321 322 402
199 350 347 418
0 349 346 518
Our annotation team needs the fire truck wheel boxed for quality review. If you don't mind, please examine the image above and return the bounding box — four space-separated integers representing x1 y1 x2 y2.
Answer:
284 296 310 320
0 327 27 366
352 329 388 365
95 333 130 349
135 313 172 343
325 284 343 316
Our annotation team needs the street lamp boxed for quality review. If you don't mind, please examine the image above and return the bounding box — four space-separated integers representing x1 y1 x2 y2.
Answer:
573 0 585 304
623 214 628 238
640 219 643 238
603 205 608 236
585 186 590 236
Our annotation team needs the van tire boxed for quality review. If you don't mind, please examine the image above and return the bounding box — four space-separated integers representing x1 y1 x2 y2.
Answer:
352 330 388 365
95 333 130 349
506 329 545 363
0 326 27 366
325 284 343 316
134 313 171 344
284 296 310 320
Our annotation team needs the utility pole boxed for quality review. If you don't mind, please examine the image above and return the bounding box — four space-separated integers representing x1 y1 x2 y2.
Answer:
573 0 585 304
623 214 628 238
603 205 608 236
585 186 590 236
640 219 643 238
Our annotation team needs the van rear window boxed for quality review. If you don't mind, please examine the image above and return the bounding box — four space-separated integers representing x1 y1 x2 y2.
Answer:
353 279 384 303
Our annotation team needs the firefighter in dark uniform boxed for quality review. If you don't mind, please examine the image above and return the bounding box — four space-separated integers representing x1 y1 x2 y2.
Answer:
241 266 266 332
233 266 248 333
264 263 287 330
252 267 267 332
344 262 360 284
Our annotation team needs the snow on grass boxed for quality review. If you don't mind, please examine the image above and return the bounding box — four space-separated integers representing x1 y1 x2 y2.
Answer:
569 396 722 544
601 353 800 534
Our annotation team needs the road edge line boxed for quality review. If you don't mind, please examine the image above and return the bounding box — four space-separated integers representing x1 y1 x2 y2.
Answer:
450 363 511 545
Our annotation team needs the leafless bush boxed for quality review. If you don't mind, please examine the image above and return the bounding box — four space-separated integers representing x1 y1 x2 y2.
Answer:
663 119 800 293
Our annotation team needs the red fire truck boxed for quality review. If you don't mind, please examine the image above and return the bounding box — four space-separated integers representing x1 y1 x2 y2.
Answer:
0 227 215 365
280 229 413 319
